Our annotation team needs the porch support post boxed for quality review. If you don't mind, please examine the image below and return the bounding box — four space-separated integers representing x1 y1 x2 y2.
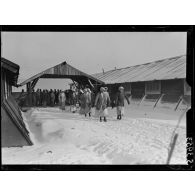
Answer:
175 95 183 111
153 93 164 109
139 94 146 106
31 78 39 90
88 78 94 88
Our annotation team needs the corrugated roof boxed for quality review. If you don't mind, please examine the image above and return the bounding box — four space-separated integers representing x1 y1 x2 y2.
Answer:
92 55 186 84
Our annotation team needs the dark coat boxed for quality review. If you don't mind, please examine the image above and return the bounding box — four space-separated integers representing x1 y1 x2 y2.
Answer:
116 91 130 106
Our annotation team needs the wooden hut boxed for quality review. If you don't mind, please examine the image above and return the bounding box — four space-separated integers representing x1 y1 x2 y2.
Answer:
1 58 33 147
93 55 191 110
17 61 104 106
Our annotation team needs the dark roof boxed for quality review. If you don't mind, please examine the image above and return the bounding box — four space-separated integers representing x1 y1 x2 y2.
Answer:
19 61 104 86
1 58 20 86
92 55 186 84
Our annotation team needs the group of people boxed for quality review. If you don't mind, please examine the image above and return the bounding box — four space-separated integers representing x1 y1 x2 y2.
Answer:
18 88 78 108
18 85 130 122
78 85 130 122
93 86 130 122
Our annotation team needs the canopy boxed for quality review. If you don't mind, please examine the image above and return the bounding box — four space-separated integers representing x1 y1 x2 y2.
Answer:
19 61 104 89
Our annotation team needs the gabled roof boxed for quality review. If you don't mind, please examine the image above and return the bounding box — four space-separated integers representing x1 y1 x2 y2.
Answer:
1 58 20 86
92 55 186 84
19 61 104 86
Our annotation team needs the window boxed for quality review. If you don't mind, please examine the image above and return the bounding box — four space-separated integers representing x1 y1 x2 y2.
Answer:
145 81 161 94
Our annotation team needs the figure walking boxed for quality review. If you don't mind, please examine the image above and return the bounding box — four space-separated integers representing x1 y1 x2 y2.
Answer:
79 88 92 117
115 86 130 120
94 87 110 122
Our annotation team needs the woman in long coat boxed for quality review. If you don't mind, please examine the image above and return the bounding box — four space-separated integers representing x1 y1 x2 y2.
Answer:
115 86 130 120
79 88 91 117
59 90 66 111
94 87 110 122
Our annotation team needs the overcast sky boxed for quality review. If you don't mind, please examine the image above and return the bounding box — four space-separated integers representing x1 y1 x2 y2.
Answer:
2 32 186 90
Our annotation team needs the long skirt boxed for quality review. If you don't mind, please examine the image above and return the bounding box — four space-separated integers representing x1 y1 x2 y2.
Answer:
79 103 91 115
95 107 108 117
117 106 125 116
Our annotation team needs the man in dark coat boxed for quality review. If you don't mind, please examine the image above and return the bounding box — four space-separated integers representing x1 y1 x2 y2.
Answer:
115 86 130 120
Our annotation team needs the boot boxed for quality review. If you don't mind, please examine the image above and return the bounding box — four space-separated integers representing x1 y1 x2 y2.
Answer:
104 117 107 122
119 114 122 120
117 115 119 120
85 114 87 117
89 112 91 117
100 117 102 122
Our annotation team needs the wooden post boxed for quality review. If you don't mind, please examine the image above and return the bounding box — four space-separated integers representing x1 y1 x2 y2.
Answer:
153 93 164 109
31 78 39 90
139 94 146 106
175 95 183 111
166 133 178 164
88 78 94 88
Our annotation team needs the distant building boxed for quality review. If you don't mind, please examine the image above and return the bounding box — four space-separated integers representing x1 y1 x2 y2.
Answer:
1 58 33 147
93 55 191 110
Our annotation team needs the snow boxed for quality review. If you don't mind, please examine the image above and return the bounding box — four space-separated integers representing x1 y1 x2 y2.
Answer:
2 105 187 164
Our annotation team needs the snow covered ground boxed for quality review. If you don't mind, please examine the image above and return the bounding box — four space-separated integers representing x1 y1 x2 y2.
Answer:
2 105 187 164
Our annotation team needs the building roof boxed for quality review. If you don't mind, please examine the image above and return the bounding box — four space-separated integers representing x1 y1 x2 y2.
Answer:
19 61 104 86
1 58 20 86
92 55 186 84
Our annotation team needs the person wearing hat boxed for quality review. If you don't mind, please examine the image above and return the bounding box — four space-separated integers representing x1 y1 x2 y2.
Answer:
94 86 110 122
79 87 91 117
115 86 130 120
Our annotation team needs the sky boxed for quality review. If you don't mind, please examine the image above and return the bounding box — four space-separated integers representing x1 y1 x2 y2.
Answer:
1 32 187 90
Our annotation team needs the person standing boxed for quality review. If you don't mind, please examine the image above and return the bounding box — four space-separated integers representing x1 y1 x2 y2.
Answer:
36 89 40 106
71 90 77 113
104 87 111 108
50 89 55 107
55 89 60 106
94 87 110 122
54 89 57 105
32 89 37 107
42 90 47 107
86 87 92 117
17 89 26 107
79 88 91 117
115 86 130 120
59 90 66 111
39 89 43 106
